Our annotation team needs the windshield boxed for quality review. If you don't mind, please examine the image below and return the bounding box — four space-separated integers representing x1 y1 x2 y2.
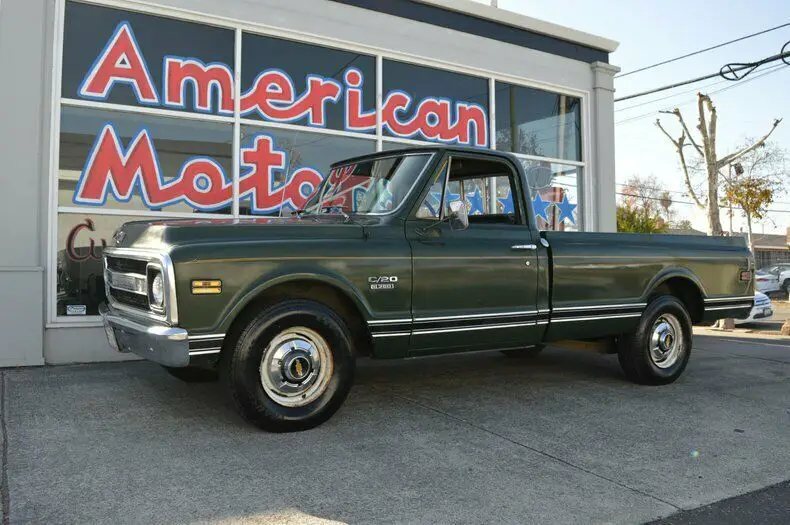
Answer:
302 154 432 215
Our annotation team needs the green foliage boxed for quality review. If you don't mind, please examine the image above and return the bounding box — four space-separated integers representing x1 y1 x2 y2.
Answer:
725 177 774 221
617 204 668 233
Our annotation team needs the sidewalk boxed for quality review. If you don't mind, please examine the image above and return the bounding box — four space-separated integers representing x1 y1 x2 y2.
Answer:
2 332 789 524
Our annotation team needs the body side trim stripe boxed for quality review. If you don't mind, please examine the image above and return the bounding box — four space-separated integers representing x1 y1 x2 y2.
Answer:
371 332 411 338
553 303 646 312
188 333 226 341
705 303 753 311
189 348 221 355
414 310 537 322
704 296 755 303
367 318 413 325
413 322 533 335
551 313 642 323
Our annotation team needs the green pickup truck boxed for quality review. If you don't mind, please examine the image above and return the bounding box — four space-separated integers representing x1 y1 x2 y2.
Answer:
100 147 754 432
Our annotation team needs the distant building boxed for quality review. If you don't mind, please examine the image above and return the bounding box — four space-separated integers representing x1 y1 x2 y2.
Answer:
751 232 790 269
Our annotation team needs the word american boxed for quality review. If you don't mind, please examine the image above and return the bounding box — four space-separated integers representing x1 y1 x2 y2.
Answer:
79 22 489 147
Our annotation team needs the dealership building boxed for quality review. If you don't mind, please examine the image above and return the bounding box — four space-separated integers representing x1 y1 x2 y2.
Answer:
0 0 619 367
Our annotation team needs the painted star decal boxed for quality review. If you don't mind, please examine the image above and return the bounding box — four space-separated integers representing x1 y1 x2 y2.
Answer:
497 191 514 214
466 188 485 215
556 194 577 225
532 192 553 223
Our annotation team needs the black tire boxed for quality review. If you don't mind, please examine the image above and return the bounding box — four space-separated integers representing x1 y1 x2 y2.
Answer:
223 299 355 432
782 279 790 293
501 345 545 358
617 295 692 385
163 365 218 383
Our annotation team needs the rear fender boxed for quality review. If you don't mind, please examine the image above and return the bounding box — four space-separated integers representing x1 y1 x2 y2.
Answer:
643 268 707 300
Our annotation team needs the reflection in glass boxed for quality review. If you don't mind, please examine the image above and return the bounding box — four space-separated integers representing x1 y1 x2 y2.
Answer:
304 154 433 215
520 159 581 231
58 106 233 213
239 126 375 215
56 213 157 316
495 82 581 162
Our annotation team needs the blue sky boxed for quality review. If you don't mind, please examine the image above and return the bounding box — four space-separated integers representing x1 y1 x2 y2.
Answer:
477 0 790 234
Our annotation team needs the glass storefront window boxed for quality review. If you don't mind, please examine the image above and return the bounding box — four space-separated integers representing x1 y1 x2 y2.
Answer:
238 126 376 215
52 0 590 323
63 2 234 115
495 82 581 162
241 33 376 132
56 213 168 316
59 106 233 213
382 60 489 147
520 159 581 231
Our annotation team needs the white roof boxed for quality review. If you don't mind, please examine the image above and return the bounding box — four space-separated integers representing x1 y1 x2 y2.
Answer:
414 0 619 53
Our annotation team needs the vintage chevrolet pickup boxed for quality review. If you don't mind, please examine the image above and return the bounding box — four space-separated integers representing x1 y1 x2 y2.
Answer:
100 146 754 432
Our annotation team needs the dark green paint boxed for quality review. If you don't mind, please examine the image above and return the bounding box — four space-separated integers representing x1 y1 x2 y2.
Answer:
113 147 754 359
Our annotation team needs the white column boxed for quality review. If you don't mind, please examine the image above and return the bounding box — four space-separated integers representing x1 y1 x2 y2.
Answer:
589 61 619 232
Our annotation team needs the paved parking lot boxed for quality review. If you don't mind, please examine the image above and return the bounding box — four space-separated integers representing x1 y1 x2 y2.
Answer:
3 333 789 524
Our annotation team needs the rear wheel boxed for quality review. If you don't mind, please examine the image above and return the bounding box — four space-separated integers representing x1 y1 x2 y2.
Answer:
223 299 355 432
618 295 692 385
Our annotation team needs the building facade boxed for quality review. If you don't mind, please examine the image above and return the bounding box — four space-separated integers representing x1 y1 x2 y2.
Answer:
0 0 619 367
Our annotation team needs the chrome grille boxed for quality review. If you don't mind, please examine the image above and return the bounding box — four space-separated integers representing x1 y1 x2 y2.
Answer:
106 256 147 274
105 256 150 313
103 248 177 325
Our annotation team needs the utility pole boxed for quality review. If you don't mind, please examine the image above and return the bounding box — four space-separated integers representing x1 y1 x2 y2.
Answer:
728 164 733 235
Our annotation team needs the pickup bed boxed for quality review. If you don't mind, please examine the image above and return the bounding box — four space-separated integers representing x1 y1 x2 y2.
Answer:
100 146 754 431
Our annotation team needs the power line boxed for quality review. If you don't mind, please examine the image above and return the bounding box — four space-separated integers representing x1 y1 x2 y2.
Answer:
615 76 730 113
616 21 790 78
615 43 790 102
617 192 790 213
615 63 788 125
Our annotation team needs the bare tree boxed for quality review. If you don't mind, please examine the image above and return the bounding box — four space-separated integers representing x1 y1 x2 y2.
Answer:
655 92 782 235
619 175 674 224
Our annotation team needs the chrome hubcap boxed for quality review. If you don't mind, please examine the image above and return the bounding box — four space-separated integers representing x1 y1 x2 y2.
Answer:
259 327 333 407
649 314 683 369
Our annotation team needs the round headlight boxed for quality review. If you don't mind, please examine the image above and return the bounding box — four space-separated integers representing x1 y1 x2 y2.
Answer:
151 273 164 307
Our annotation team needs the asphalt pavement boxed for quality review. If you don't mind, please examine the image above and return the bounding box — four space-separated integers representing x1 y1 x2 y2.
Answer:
2 331 789 524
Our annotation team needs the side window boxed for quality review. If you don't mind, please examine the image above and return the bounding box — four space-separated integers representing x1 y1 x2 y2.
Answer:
446 157 521 225
416 163 448 219
415 156 521 225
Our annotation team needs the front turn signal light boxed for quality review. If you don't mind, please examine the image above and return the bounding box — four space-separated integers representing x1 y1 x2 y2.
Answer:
192 280 222 295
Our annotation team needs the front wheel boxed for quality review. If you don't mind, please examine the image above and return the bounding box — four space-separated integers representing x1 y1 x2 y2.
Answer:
617 295 692 385
224 299 355 432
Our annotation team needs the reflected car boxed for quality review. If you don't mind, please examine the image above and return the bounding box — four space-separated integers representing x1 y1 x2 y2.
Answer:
734 291 773 325
754 270 781 294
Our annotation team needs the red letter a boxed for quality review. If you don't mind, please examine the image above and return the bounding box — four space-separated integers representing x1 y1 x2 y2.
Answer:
79 22 159 104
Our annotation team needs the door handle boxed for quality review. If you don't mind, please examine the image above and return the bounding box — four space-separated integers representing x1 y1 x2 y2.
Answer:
511 244 537 251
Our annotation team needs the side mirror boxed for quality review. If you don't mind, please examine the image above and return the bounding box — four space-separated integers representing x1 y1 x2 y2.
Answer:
448 200 469 231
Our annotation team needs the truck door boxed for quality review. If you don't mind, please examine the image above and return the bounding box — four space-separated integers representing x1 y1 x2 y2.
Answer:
405 153 543 355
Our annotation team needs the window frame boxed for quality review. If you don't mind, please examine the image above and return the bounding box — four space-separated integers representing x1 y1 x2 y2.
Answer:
410 153 530 230
46 0 591 326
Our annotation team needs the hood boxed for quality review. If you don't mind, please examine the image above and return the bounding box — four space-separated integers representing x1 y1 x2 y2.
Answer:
111 214 384 251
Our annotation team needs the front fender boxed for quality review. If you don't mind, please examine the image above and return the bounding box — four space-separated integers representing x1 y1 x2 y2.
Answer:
215 267 374 334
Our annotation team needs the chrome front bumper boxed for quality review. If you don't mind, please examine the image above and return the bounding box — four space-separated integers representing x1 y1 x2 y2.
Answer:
99 302 190 367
